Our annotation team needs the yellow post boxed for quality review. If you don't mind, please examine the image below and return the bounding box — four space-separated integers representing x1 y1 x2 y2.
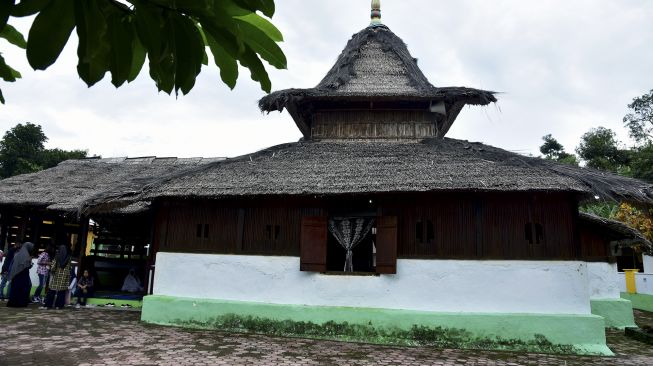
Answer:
624 269 639 294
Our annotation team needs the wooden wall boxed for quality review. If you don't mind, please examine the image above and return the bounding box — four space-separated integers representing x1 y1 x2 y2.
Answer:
311 110 437 140
381 193 578 260
155 201 324 255
154 192 584 261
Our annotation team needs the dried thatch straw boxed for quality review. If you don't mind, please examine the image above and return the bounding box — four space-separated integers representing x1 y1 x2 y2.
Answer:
0 156 222 216
1 139 652 218
91 138 651 210
259 25 497 137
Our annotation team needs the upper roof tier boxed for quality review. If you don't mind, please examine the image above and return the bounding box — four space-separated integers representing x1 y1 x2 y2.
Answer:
259 25 497 138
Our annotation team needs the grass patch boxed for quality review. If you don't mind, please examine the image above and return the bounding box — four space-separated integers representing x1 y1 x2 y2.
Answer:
171 313 575 354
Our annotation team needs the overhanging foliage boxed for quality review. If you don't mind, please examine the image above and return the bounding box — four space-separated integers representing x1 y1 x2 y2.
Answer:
0 0 286 103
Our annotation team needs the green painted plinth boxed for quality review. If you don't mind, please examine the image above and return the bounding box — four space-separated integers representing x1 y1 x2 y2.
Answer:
86 298 142 308
621 292 653 312
590 298 636 329
142 295 611 356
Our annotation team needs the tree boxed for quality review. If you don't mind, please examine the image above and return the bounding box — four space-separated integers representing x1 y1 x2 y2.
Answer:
629 143 653 183
0 0 286 103
539 134 578 165
624 89 653 145
614 203 653 245
0 122 89 178
575 127 630 173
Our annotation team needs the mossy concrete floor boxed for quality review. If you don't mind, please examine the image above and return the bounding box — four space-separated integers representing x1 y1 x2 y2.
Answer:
2 304 653 365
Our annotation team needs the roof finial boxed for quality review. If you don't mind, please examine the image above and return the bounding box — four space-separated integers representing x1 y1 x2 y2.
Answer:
370 0 382 26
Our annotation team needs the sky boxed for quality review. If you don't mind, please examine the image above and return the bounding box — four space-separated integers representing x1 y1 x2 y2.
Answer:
1 0 652 159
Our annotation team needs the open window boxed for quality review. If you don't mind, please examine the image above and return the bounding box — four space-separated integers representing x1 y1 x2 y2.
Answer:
525 222 544 244
300 216 397 274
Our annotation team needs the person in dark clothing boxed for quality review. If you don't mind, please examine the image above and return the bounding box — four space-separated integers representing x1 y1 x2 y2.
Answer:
75 269 94 307
7 242 34 307
0 242 18 301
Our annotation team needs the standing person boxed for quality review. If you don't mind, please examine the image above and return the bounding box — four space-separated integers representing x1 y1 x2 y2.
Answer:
32 244 54 303
66 265 77 306
42 245 71 310
0 242 17 301
6 242 34 307
75 269 94 307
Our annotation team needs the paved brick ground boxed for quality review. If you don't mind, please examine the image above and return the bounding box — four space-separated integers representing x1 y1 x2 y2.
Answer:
1 305 652 366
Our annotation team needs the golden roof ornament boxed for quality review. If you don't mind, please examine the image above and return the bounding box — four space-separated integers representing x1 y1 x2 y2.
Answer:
370 0 382 26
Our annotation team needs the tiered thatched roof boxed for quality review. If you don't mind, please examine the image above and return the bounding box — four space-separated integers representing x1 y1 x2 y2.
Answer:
259 25 496 137
136 139 586 199
0 156 222 214
67 139 648 210
0 144 651 218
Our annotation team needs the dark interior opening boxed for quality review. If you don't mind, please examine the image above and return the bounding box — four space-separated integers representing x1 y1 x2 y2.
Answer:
326 217 376 273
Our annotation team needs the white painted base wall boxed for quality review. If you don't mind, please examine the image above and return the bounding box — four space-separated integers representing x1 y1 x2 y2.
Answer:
618 272 653 295
153 253 592 315
587 262 620 299
644 255 653 273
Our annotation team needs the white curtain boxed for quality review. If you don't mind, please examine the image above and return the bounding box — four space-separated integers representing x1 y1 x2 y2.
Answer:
328 217 374 272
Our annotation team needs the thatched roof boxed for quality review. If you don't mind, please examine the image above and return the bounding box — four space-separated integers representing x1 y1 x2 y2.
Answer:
0 157 222 215
125 139 593 201
259 25 496 137
1 140 652 216
579 212 652 251
96 138 649 207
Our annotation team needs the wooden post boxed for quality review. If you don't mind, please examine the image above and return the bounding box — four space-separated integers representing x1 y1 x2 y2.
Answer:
53 216 65 246
29 213 42 247
473 199 483 257
75 216 90 277
16 214 28 244
237 208 246 252
0 209 9 252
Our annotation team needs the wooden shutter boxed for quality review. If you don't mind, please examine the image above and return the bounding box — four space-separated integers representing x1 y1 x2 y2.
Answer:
300 216 327 272
376 216 398 274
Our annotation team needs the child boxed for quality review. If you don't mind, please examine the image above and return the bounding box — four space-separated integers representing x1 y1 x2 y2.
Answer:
75 269 94 307
32 245 53 303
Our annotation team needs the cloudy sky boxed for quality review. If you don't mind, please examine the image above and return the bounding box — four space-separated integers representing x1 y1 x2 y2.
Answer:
1 0 652 159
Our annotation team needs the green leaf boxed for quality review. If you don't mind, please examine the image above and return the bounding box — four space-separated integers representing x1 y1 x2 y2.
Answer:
0 53 21 81
75 0 110 86
0 23 26 48
127 34 145 82
234 12 282 42
148 0 214 15
199 17 243 59
233 0 275 18
205 31 238 89
239 44 270 92
0 0 15 29
10 0 49 17
236 19 286 69
101 3 135 87
26 0 76 70
166 13 204 95
134 2 172 93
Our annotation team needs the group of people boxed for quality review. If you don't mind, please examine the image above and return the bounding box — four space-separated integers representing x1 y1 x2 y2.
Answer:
0 241 94 309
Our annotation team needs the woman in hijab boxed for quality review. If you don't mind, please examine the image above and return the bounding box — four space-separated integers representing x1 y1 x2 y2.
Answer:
121 268 143 293
6 242 34 308
43 245 72 309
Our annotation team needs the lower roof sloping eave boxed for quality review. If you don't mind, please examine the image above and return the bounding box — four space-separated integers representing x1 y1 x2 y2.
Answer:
118 138 651 204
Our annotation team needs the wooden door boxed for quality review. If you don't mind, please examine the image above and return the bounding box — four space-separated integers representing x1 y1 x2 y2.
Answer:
376 216 398 274
300 216 327 272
